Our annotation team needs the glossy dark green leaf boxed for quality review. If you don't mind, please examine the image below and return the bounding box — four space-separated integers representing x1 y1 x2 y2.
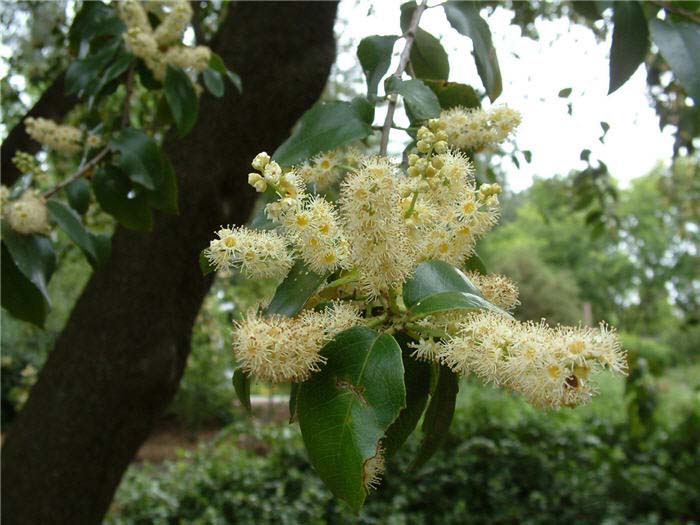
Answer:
412 29 450 81
443 1 502 101
265 259 327 316
382 338 432 457
463 252 488 274
409 290 506 318
357 35 399 96
608 1 649 94
146 153 178 214
400 3 450 80
92 165 153 231
424 80 481 109
351 96 376 125
650 19 700 102
297 327 405 512
68 1 125 53
203 68 225 97
46 200 106 268
398 78 442 122
226 70 243 93
273 101 372 167
210 53 243 93
64 177 91 215
233 369 252 413
65 38 121 95
410 364 459 470
1 243 50 327
88 49 133 106
1 222 56 305
164 65 199 137
110 128 163 191
403 259 482 308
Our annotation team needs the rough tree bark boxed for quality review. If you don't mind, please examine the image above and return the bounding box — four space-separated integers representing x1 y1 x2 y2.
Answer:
1 3 338 524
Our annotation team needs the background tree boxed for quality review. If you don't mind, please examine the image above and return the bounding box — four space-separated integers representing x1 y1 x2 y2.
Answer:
1 3 339 524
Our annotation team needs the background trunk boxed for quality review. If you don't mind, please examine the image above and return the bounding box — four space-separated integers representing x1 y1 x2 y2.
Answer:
1 3 338 524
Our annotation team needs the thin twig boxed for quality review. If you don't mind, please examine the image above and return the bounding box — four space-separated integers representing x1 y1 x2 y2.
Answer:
378 0 429 156
42 147 110 199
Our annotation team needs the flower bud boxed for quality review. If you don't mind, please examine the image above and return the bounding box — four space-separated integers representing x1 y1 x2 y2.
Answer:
248 173 267 192
252 152 271 171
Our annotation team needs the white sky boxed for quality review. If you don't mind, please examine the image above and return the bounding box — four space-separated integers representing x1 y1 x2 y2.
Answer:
335 0 675 191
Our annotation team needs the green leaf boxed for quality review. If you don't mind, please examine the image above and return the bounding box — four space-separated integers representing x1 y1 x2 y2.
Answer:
233 369 252 413
110 128 163 191
145 153 178 214
382 338 432 457
297 327 405 511
424 80 481 109
463 252 488 274
265 259 327 316
88 49 134 106
608 1 649 94
69 1 125 53
403 259 482 308
410 365 459 470
400 2 450 80
1 243 50 327
289 383 300 423
92 165 153 231
350 96 375 125
64 177 91 215
412 29 450 81
1 222 56 306
46 200 107 269
66 38 122 95
398 79 442 122
558 87 573 98
443 1 502 101
650 19 700 102
210 53 243 93
409 290 506 318
273 101 372 167
199 249 214 275
164 65 199 137
226 70 243 93
202 68 225 97
357 35 399 97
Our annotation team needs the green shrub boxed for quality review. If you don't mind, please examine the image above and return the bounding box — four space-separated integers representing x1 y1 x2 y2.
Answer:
108 381 700 525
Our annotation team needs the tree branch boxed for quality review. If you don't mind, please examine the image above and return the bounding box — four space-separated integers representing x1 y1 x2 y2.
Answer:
378 0 429 156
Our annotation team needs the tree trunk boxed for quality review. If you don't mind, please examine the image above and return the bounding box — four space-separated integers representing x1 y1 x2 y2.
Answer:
1 3 338 524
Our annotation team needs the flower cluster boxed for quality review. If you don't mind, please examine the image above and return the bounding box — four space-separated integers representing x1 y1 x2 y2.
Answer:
205 226 293 280
207 104 625 414
466 271 520 311
118 0 211 81
2 190 50 235
24 117 82 155
440 105 522 151
296 147 365 191
12 151 41 176
232 302 361 383
439 311 626 409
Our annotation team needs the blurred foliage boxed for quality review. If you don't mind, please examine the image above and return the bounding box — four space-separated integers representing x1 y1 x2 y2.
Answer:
106 370 700 525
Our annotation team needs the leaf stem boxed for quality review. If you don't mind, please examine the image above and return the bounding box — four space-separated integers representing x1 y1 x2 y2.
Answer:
42 147 110 200
378 0 429 155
